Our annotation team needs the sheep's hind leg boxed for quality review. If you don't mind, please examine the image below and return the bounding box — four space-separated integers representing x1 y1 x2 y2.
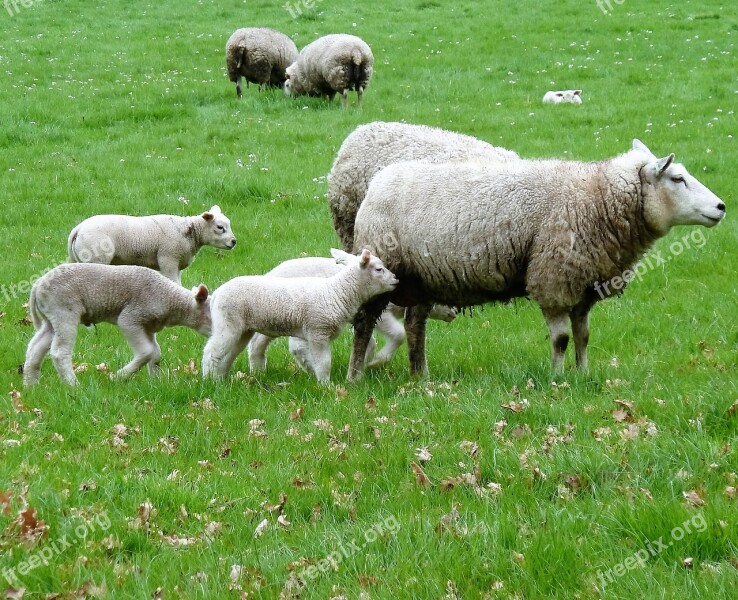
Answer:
248 333 274 371
570 303 593 370
405 304 432 376
340 89 348 108
23 321 54 385
49 321 80 385
542 308 570 373
348 295 391 381
115 326 157 379
357 86 364 108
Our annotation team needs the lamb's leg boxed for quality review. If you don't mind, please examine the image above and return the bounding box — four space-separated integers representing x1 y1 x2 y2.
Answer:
365 335 377 365
288 337 313 372
570 303 592 370
49 322 79 385
367 310 406 368
542 308 570 373
348 295 391 381
147 334 162 375
307 337 332 383
404 304 432 376
157 257 181 285
116 326 157 379
248 333 274 371
340 89 348 109
23 321 54 385
203 330 253 378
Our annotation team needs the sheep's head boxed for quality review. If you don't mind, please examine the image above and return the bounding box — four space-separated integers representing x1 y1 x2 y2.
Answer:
190 284 212 336
356 248 398 297
634 139 726 233
201 205 237 250
283 64 298 96
429 304 457 323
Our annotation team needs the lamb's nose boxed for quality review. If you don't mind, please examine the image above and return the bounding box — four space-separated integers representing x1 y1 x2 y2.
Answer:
717 202 726 212
231 239 237 247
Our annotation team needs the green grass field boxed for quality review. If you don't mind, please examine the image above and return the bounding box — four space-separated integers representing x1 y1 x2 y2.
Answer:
1 0 737 597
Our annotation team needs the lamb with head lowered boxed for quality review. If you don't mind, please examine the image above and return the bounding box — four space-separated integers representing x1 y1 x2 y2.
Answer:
67 205 236 284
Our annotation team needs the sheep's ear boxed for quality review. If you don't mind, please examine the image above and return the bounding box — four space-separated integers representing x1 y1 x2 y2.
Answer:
574 90 582 96
201 212 214 222
359 249 371 267
632 139 654 157
209 205 222 214
655 153 675 176
556 92 564 97
330 248 355 265
193 285 209 303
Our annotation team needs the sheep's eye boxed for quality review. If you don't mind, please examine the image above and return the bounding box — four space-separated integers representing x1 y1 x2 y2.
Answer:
374 267 384 274
671 176 686 185
216 225 225 232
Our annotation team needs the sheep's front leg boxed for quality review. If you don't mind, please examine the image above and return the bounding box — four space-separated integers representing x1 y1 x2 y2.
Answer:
307 337 332 383
570 304 592 370
23 321 54 385
158 257 182 285
248 333 274 372
367 310 406 368
405 304 432 376
116 326 157 379
49 321 80 385
542 308 570 373
348 295 391 381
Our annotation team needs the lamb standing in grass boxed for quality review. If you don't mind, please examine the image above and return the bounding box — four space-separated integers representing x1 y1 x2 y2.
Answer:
202 249 397 383
68 205 236 284
328 121 520 250
347 139 726 380
283 34 373 108
226 27 298 97
246 250 456 371
23 264 211 386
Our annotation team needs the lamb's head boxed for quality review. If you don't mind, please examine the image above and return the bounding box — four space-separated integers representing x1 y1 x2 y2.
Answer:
342 248 398 298
633 139 726 233
429 304 457 323
190 284 212 336
200 205 237 250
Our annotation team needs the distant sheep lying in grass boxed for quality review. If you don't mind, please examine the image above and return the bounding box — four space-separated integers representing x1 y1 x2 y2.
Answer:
542 90 582 104
246 250 456 371
68 205 236 285
226 27 298 97
328 121 520 250
347 139 726 380
23 264 211 386
284 34 373 108
203 249 397 383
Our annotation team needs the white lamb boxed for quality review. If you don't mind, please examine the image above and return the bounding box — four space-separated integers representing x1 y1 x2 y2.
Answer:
23 263 211 386
246 250 456 371
67 205 237 284
284 34 373 108
202 249 397 383
542 90 582 104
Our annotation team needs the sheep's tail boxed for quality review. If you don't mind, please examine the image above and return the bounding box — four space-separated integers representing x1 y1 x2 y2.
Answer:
67 227 80 263
351 49 363 66
349 50 370 90
29 285 43 330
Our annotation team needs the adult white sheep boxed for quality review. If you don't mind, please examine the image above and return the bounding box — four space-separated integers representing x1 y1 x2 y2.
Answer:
246 250 456 372
202 249 397 383
327 121 520 250
543 89 582 104
347 139 726 379
226 27 298 97
283 34 373 108
67 205 236 285
23 264 211 386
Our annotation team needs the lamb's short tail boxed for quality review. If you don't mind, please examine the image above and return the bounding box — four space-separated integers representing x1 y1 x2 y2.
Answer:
67 227 80 262
29 286 42 330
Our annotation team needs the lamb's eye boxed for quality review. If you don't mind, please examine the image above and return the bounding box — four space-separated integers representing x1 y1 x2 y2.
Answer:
671 176 686 185
216 225 225 232
374 267 384 274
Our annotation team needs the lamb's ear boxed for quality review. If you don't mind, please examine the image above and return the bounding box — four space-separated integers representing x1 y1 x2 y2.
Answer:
201 212 214 222
193 285 209 303
209 205 222 215
655 153 675 176
359 249 371 267
330 248 355 265
632 138 654 157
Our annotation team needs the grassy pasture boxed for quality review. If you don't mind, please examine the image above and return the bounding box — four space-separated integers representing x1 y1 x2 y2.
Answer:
0 0 736 598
